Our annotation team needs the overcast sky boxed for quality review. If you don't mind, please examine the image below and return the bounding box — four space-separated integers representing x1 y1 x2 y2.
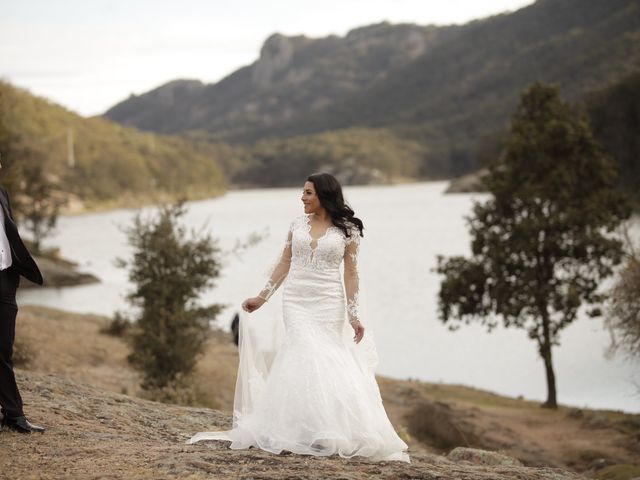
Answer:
0 0 535 116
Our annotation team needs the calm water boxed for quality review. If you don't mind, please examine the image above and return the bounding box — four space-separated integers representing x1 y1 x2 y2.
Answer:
19 181 640 413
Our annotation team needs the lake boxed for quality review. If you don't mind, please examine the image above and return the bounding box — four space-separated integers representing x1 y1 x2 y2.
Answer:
19 181 640 413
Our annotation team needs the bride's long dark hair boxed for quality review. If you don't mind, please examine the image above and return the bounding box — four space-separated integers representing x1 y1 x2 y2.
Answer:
306 172 364 239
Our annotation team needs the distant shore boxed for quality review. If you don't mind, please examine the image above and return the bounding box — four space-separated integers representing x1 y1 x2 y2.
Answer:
59 187 227 217
21 253 99 289
57 178 432 217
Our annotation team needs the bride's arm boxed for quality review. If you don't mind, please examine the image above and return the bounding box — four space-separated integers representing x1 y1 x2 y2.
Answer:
243 223 293 312
257 228 293 301
344 227 364 342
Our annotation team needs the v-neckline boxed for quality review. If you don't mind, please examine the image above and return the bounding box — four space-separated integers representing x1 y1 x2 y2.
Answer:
305 214 334 251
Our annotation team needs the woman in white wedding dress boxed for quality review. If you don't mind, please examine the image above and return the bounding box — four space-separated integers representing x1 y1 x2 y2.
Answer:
187 173 410 463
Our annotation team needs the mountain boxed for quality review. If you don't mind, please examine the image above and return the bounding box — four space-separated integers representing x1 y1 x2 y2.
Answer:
278 0 640 176
105 23 454 138
0 81 228 209
103 0 640 180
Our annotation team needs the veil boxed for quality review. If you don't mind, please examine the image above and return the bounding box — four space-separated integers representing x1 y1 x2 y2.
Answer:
232 293 285 426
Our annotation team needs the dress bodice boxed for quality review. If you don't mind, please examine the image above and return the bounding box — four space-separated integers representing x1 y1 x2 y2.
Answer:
289 214 352 271
257 213 362 324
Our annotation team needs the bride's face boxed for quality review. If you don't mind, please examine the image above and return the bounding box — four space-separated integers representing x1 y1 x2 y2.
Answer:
301 181 321 214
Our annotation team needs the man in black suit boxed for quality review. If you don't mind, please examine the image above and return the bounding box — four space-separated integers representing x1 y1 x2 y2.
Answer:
0 164 45 433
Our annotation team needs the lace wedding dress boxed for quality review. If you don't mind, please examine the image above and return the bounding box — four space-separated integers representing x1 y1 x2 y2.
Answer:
187 213 410 463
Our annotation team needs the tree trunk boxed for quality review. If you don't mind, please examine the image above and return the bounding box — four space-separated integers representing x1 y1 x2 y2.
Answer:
540 313 557 409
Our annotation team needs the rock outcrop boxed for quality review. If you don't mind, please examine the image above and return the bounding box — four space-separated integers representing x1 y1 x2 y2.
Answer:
445 168 490 194
20 255 99 289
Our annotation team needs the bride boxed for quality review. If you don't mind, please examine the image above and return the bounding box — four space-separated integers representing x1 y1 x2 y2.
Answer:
187 172 410 463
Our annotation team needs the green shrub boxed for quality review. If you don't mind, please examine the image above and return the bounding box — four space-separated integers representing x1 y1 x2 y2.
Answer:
100 312 131 337
118 202 224 392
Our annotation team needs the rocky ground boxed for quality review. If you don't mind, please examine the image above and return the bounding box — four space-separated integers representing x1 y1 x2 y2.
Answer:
3 306 639 479
2 371 585 480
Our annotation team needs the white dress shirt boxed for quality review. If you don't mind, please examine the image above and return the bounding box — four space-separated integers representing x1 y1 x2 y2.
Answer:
0 205 13 270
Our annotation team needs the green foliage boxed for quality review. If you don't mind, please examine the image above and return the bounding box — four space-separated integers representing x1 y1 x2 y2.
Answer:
585 71 640 208
118 202 224 392
0 102 64 251
436 82 631 408
100 312 132 337
16 151 66 254
606 233 640 361
0 81 228 209
0 89 23 196
235 128 426 187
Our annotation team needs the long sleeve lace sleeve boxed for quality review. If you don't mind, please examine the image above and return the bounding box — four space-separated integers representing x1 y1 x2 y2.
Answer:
343 228 361 325
257 224 293 301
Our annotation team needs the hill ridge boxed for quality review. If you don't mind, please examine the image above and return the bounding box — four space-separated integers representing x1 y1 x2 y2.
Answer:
103 0 640 179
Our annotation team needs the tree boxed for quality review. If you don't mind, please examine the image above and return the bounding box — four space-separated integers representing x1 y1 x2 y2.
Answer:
118 202 223 394
436 82 631 409
18 152 66 254
0 101 24 200
606 229 640 361
0 110 64 254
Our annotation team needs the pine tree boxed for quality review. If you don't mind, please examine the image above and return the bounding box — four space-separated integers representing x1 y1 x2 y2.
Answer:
437 82 631 408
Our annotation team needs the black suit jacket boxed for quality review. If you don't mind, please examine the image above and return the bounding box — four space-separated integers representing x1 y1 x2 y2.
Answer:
0 186 44 285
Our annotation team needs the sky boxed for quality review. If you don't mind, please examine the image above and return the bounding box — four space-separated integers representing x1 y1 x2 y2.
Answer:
0 0 535 117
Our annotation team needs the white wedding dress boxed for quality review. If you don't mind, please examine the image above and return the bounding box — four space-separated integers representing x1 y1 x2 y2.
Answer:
187 213 410 463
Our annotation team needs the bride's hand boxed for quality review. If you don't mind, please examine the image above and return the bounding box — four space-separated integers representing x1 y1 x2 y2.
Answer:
242 296 266 313
351 320 365 344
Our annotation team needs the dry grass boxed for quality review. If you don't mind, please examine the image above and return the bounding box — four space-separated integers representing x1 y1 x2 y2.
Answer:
15 305 238 408
595 464 640 480
12 336 36 368
406 399 482 450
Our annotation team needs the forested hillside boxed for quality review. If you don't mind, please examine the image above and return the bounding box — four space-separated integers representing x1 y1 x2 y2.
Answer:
226 127 427 187
585 72 640 206
0 82 228 209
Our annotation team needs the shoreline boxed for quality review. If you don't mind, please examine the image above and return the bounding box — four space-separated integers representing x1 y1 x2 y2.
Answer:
21 254 100 290
58 178 443 217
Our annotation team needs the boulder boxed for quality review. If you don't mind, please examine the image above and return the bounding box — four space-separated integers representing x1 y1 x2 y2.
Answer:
448 447 524 467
